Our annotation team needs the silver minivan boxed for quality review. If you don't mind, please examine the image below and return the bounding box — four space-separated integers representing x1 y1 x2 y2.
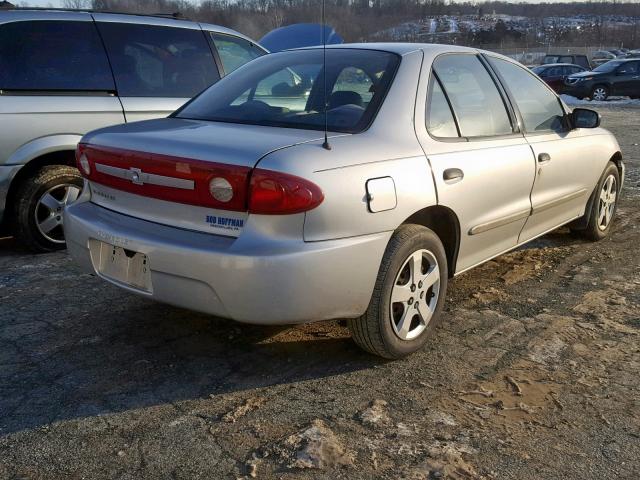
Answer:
0 9 265 251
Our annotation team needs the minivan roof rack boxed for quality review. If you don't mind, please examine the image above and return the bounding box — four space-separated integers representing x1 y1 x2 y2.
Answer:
7 7 189 21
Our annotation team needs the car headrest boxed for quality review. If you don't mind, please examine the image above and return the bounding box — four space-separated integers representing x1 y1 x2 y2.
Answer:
328 90 363 109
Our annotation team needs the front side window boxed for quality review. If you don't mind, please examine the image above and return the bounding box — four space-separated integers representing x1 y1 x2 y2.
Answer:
426 76 458 138
210 33 264 74
433 54 513 137
0 20 114 91
488 56 566 133
176 49 400 133
617 62 639 75
98 23 220 97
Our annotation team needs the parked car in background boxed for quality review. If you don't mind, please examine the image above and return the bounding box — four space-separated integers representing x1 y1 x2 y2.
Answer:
564 58 640 101
64 44 623 358
592 50 617 66
531 63 586 93
0 9 265 251
542 54 591 70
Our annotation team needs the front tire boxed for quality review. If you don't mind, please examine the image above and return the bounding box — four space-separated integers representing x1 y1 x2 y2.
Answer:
349 224 448 359
573 162 620 241
591 85 609 101
13 165 82 252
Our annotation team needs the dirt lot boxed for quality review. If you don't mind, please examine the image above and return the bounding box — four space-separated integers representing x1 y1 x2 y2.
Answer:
1 106 639 480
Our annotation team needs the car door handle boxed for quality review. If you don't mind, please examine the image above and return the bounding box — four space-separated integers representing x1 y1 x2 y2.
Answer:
443 168 464 183
538 153 551 164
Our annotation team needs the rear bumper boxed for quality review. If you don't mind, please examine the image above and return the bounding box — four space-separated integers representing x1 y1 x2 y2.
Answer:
64 201 390 325
0 164 23 226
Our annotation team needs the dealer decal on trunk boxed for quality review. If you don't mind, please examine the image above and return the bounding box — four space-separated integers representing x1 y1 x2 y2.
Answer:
206 215 245 232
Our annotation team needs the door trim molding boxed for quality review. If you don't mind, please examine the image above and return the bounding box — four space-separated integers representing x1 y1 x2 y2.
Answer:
469 209 531 235
532 188 587 215
456 212 582 276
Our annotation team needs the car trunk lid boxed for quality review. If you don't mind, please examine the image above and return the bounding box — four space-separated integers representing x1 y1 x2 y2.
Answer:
79 118 330 237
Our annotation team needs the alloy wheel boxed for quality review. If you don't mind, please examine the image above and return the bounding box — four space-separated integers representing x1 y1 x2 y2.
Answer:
35 184 81 244
592 87 608 101
390 249 440 341
597 174 617 231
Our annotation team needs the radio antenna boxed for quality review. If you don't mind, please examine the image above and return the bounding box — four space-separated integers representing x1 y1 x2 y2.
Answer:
321 0 331 150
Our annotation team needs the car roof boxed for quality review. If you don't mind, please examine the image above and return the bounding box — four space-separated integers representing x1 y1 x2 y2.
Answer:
544 53 586 57
538 63 585 68
0 8 257 44
290 42 481 56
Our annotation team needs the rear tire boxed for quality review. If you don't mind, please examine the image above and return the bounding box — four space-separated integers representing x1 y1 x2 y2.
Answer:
572 162 620 241
349 224 448 359
13 165 82 252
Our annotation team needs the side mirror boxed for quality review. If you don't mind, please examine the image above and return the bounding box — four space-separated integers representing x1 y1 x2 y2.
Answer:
571 108 600 129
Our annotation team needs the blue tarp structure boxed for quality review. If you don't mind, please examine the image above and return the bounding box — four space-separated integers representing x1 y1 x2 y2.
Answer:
260 23 343 53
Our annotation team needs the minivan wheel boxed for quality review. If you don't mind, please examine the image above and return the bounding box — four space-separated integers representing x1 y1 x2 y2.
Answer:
348 224 448 359
573 162 620 241
13 165 82 252
591 85 609 101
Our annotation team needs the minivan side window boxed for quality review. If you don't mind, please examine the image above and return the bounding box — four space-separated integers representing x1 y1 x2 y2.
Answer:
0 20 114 91
210 33 264 74
426 76 459 138
488 56 566 133
433 54 513 138
97 23 220 97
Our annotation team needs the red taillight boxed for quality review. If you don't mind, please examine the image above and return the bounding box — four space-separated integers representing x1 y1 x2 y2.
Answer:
76 143 250 211
76 144 323 215
248 169 324 215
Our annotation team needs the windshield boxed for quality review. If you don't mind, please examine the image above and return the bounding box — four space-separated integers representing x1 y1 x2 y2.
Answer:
594 61 623 73
175 48 400 133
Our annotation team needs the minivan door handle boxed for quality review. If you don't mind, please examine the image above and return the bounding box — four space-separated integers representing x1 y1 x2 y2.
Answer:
443 168 464 183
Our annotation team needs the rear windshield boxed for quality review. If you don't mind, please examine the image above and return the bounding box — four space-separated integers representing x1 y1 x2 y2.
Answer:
175 48 400 133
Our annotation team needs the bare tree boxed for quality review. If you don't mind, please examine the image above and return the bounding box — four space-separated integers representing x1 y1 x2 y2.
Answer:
63 0 92 9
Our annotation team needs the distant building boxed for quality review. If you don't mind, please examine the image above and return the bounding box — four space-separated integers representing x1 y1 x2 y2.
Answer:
0 1 15 9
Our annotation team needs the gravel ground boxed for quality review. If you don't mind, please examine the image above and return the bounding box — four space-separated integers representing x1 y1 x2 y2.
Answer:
1 106 639 480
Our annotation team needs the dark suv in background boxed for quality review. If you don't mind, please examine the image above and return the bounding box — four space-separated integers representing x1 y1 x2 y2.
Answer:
542 53 591 70
564 58 640 101
0 9 265 251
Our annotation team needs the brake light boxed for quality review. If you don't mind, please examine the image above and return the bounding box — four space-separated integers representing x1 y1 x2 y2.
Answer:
76 144 324 215
248 169 324 215
76 144 250 211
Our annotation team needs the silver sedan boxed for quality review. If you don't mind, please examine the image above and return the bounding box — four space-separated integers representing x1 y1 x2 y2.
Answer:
64 44 624 358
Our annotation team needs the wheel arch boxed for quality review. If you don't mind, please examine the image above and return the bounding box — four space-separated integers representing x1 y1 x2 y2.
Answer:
3 149 77 231
570 153 622 231
610 151 623 181
401 205 461 278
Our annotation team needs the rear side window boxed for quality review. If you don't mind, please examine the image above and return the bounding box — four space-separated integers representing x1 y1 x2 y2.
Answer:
98 23 220 97
210 33 264 74
426 76 458 138
433 54 513 138
488 56 566 133
0 20 114 91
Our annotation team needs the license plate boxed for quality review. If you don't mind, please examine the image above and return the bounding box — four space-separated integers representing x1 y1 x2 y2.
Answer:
90 240 152 292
